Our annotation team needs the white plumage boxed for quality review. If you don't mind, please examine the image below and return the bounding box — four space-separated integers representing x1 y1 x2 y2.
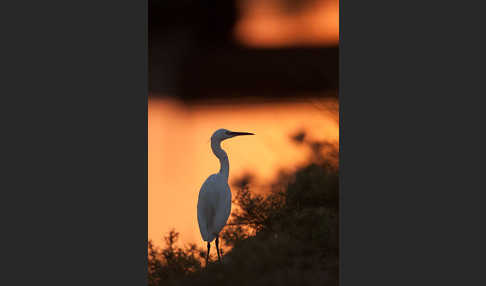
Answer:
197 174 232 242
197 128 254 263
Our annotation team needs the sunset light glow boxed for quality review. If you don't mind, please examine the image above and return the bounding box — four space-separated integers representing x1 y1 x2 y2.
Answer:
148 96 339 247
235 0 339 47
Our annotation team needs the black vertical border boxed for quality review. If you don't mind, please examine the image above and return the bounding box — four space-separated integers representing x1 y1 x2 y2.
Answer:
0 0 148 285
341 1 485 285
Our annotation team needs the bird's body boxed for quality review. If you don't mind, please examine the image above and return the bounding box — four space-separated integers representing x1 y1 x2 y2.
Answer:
197 128 254 264
197 173 232 242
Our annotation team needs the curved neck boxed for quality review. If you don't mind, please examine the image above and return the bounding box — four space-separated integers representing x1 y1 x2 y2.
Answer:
211 139 229 179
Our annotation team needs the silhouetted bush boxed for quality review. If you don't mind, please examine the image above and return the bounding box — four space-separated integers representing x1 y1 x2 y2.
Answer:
148 230 205 286
148 130 339 286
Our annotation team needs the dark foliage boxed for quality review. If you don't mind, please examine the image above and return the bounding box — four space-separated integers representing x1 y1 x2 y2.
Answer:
148 131 339 286
148 230 205 286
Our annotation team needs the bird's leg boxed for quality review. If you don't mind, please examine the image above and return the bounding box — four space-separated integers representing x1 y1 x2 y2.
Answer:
215 236 221 263
206 242 211 266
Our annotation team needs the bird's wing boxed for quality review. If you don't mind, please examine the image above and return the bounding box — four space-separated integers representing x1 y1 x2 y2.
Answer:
212 179 232 236
197 174 231 242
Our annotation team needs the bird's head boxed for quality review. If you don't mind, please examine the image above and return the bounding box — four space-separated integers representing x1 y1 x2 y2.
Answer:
211 128 254 143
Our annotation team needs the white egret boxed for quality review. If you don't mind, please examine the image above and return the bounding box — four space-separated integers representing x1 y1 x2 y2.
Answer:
197 128 254 264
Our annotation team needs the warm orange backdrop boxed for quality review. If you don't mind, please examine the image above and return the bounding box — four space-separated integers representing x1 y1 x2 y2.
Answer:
149 96 339 246
235 0 339 47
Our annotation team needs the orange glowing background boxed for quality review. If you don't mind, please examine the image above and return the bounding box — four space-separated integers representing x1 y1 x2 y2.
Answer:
149 96 339 246
149 0 339 247
235 0 339 47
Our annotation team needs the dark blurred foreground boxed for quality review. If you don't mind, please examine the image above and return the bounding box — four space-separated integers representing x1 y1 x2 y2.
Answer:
148 131 339 286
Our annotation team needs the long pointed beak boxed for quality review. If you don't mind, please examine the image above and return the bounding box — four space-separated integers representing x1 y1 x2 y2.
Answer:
229 131 255 136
